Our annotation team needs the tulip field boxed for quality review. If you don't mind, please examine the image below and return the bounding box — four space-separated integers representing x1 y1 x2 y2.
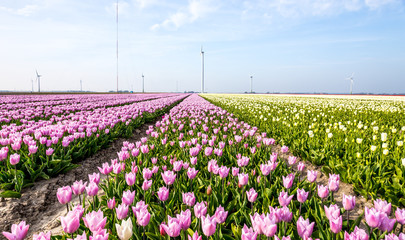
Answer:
202 94 405 207
2 93 405 240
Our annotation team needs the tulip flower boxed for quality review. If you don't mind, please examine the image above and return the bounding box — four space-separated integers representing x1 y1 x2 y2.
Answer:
88 172 100 185
194 201 208 218
89 229 109 240
282 173 294 189
297 162 305 171
262 213 277 237
378 213 396 233
317 185 329 199
188 231 202 240
142 179 152 191
330 215 343 234
137 207 151 227
275 236 291 240
33 232 51 240
98 162 112 175
2 221 29 240
107 197 116 209
281 145 289 153
214 205 228 224
395 208 405 225
307 170 318 183
82 209 107 233
85 181 99 197
250 213 264 235
324 204 341 221
288 155 297 165
241 224 257 240
201 215 217 237
61 211 80 234
177 209 192 230
374 199 391 216
157 186 170 202
9 153 20 165
328 174 340 192
57 186 72 206
162 170 176 186
187 167 199 179
279 206 293 223
161 216 181 237
116 203 129 220
246 188 258 203
344 226 369 240
115 218 133 240
183 192 196 207
122 190 135 205
297 216 315 239
238 173 249 186
278 191 294 207
125 172 136 186
365 207 382 228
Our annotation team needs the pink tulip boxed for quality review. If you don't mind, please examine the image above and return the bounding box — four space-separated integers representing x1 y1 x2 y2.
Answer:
161 170 176 185
378 213 396 232
232 167 240 176
246 188 258 203
61 211 80 234
260 163 271 176
375 199 391 215
88 172 100 185
85 182 99 196
365 207 383 228
250 213 264 235
116 203 129 220
278 191 294 207
173 160 183 172
297 162 305 171
9 153 20 165
317 185 329 199
98 162 112 175
177 209 191 230
140 145 149 154
2 221 29 240
288 156 297 165
238 173 249 186
330 215 343 234
262 213 277 237
395 208 405 224
241 224 257 240
281 145 289 153
297 188 308 203
82 209 107 233
161 216 181 237
33 232 51 240
204 147 213 156
71 180 87 195
190 157 197 165
137 207 151 227
307 170 318 183
122 190 135 205
107 197 116 209
57 186 72 205
183 192 196 207
282 173 294 189
218 166 230 178
324 204 341 221
188 231 202 240
344 226 369 240
275 236 291 240
89 229 108 240
278 206 292 222
385 233 401 240
214 205 228 224
125 172 136 186
142 179 152 191
201 215 217 237
328 174 340 192
297 216 315 239
343 194 356 211
187 167 199 179
157 186 169 202
194 201 208 218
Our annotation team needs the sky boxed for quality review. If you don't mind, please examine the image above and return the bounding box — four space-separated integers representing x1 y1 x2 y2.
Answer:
0 0 404 94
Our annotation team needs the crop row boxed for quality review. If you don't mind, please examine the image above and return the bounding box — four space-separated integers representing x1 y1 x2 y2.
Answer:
5 94 405 240
202 94 405 207
0 94 187 197
0 93 180 124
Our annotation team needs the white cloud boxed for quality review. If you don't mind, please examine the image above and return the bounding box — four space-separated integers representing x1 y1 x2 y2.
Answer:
0 4 40 16
365 0 398 10
105 1 131 16
151 0 218 30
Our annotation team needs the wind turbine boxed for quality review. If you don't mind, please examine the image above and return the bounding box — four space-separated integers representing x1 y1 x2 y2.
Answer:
200 46 205 93
36 70 41 92
31 79 34 93
80 79 83 92
346 73 354 94
250 75 253 93
142 73 145 93
116 0 119 93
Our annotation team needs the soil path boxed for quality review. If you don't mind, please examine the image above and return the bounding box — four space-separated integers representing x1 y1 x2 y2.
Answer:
0 122 154 238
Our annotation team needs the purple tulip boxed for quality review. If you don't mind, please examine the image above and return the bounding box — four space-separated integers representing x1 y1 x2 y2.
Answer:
162 170 176 186
395 208 405 225
188 231 202 240
375 199 391 216
176 209 191 230
107 197 116 209
328 174 340 192
137 207 151 227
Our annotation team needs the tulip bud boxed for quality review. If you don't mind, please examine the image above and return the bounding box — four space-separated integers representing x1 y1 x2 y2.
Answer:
207 186 212 196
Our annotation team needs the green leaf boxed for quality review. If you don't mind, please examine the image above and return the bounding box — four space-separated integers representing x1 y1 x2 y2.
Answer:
0 190 22 198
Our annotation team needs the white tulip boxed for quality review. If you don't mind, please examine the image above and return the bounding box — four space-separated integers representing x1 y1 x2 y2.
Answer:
397 141 403 147
356 138 363 144
116 218 133 240
381 132 388 142
328 133 333 138
383 149 389 155
370 145 377 152
402 158 405 167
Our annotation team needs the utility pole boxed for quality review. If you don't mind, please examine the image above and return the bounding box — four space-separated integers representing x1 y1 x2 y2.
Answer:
201 46 204 93
116 0 119 93
250 75 253 93
142 74 145 93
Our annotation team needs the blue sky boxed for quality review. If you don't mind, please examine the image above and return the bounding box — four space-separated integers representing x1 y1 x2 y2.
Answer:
0 0 404 93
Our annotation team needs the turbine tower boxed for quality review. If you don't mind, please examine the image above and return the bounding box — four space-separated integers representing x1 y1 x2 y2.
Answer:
200 46 205 93
31 79 34 93
80 79 83 92
36 70 41 92
346 73 354 94
116 0 119 93
250 75 253 93
142 73 145 93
